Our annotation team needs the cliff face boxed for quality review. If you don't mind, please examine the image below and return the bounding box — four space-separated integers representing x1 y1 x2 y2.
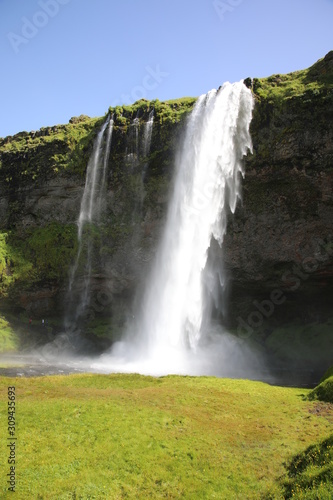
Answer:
0 53 332 354
226 51 333 327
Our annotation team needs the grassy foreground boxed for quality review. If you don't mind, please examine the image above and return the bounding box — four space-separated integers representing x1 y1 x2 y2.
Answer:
0 373 332 499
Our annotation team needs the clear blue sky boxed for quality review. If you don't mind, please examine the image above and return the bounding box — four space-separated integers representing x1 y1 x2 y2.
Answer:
1 0 332 137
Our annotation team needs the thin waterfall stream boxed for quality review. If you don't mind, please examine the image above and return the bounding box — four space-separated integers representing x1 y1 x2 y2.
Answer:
66 114 114 326
142 109 154 180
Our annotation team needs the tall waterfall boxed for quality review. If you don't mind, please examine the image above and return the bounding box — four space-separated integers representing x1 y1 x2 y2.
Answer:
94 82 255 376
67 114 114 323
136 82 254 355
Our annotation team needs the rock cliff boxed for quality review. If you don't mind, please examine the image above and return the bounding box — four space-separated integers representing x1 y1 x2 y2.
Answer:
0 53 332 367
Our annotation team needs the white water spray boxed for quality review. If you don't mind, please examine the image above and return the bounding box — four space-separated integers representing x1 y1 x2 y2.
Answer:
94 82 255 376
67 115 114 320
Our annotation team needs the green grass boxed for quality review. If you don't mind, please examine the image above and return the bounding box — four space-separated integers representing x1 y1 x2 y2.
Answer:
320 366 333 383
0 117 101 158
112 96 197 127
0 373 331 499
268 435 333 499
308 376 333 404
263 373 333 499
253 52 333 104
0 315 18 352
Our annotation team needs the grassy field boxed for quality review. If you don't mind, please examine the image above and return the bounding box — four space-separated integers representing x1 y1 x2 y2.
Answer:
0 373 332 499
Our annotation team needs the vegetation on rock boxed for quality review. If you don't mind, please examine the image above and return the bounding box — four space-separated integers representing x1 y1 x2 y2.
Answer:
0 116 103 185
0 223 78 297
0 315 18 352
308 376 333 404
320 366 333 383
252 51 333 103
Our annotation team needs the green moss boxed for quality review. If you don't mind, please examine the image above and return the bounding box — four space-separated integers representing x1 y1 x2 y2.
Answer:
85 317 123 341
0 96 195 223
320 366 333 383
0 231 34 296
0 223 78 297
270 434 333 499
308 377 333 404
86 320 111 338
144 174 170 209
0 314 18 352
264 322 333 367
109 96 196 130
0 116 103 190
25 222 78 280
252 52 333 104
153 97 196 125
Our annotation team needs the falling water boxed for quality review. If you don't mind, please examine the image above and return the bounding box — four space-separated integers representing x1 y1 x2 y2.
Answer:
136 81 254 354
67 115 114 322
77 115 113 239
94 82 255 376
143 110 154 157
126 117 140 168
142 110 154 180
97 115 114 216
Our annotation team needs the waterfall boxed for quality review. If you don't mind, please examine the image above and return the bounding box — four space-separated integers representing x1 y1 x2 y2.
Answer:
143 110 154 157
142 110 154 180
94 82 254 376
67 114 114 323
126 117 140 168
135 82 254 357
78 115 113 239
97 115 114 216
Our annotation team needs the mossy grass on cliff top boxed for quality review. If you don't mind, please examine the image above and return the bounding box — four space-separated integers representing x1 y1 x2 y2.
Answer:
3 50 332 186
151 96 197 125
0 374 331 499
253 51 333 103
0 97 196 188
0 115 103 183
0 115 101 155
110 96 196 126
